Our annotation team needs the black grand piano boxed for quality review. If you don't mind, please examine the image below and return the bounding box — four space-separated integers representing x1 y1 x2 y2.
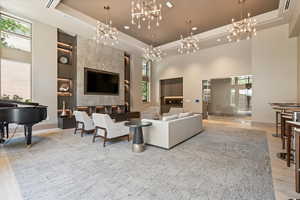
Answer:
0 99 47 146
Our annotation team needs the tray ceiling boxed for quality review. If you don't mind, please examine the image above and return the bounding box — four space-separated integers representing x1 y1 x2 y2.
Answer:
61 0 280 46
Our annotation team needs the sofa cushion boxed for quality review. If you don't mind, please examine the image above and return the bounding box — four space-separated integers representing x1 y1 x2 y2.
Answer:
178 112 193 118
162 114 178 121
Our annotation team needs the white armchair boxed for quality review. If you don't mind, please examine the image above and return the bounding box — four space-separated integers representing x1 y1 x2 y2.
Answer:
92 113 130 147
73 111 95 137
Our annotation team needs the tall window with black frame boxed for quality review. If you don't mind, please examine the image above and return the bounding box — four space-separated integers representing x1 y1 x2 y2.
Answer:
142 59 151 102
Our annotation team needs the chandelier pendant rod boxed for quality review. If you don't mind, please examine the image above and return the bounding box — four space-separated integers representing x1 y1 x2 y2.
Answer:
104 6 110 25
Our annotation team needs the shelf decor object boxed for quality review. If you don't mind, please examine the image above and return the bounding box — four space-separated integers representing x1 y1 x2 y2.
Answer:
59 83 70 92
59 56 69 64
96 6 119 46
61 100 67 117
57 30 77 123
227 0 257 42
131 0 162 30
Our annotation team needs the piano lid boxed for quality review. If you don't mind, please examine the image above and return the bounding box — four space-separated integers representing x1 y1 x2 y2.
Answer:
0 99 39 107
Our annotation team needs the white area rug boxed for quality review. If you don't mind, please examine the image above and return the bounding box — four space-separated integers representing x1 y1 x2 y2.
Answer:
3 125 275 200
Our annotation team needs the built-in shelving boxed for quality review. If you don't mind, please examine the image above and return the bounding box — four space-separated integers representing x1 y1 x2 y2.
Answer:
58 77 72 82
57 47 72 54
160 78 183 114
57 92 73 97
57 30 77 119
164 96 183 99
57 42 73 49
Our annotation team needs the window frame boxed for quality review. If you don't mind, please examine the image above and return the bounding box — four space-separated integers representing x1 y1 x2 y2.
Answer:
1 12 32 52
142 59 151 103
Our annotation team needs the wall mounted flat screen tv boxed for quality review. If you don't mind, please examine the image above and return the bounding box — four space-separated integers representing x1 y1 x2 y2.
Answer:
84 68 119 95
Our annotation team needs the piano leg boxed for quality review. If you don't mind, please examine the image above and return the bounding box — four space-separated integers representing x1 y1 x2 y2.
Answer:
24 124 33 146
24 126 27 137
0 123 5 143
5 123 9 138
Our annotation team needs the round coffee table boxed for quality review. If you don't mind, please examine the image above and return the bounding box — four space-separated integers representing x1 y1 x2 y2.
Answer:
125 121 152 153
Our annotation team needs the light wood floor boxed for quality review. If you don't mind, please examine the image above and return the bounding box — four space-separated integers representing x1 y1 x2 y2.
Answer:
1 119 300 200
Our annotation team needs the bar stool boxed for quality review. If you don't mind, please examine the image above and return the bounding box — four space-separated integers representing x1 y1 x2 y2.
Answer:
273 108 282 137
285 112 300 167
294 128 300 193
281 112 293 149
277 112 293 163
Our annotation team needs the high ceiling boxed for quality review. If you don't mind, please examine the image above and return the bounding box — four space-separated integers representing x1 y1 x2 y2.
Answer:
60 0 280 46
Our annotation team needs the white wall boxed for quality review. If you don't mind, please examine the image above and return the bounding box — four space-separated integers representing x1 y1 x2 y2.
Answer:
154 39 252 113
154 24 298 124
298 36 300 101
130 54 156 111
32 21 57 124
289 0 300 37
252 24 298 123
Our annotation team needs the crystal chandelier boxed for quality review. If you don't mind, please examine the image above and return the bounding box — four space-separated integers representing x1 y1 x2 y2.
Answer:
143 45 163 61
227 0 257 42
96 6 118 45
131 0 162 30
178 20 199 54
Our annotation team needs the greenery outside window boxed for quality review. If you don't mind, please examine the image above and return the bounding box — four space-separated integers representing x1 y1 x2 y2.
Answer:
142 60 151 102
1 13 31 51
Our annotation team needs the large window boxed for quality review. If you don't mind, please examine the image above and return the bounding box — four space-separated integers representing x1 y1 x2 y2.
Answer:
142 60 151 102
0 13 32 101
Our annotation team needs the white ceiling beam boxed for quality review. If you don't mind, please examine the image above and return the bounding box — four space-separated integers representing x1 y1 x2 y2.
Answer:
288 0 300 37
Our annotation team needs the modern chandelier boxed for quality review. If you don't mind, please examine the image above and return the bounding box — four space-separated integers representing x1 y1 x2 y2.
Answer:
96 6 119 45
143 45 163 61
143 32 164 61
227 0 257 42
131 0 163 30
178 20 200 54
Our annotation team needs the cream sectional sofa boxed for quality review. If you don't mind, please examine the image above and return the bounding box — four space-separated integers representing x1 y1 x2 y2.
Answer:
142 113 203 149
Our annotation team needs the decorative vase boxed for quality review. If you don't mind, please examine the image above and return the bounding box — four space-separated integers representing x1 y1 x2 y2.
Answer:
61 101 67 117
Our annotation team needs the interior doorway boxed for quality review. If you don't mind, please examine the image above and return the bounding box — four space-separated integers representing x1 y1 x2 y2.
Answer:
202 75 252 120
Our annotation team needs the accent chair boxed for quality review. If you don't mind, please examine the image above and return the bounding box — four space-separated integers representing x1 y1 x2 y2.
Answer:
92 113 130 147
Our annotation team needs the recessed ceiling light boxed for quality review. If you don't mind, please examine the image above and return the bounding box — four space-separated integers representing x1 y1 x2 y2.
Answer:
124 26 130 30
192 27 198 31
166 1 174 8
217 38 221 42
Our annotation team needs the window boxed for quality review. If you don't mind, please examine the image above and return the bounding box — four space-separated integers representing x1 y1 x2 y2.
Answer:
1 59 31 100
1 13 31 51
142 60 151 102
0 13 32 101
